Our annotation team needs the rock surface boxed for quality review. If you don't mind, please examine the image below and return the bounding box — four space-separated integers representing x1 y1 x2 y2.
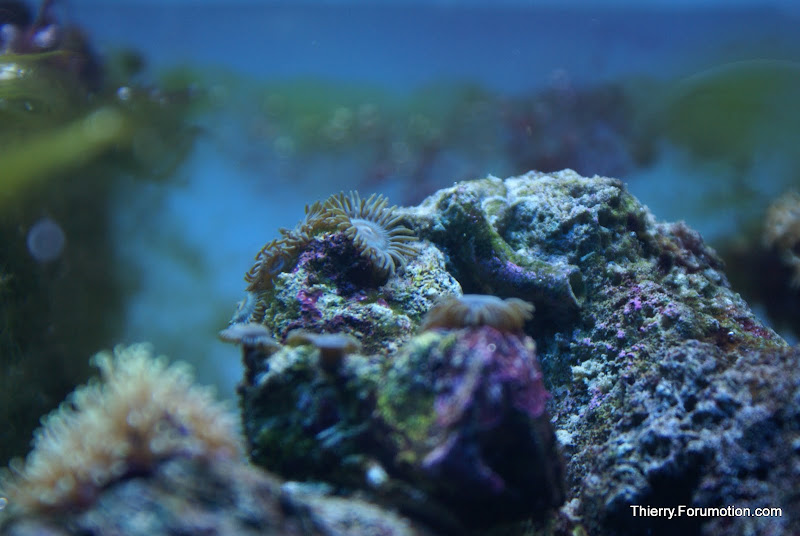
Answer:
1 457 433 536
231 169 794 535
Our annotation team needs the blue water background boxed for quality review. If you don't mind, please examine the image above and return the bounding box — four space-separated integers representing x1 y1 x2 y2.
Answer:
62 2 800 398
72 4 800 89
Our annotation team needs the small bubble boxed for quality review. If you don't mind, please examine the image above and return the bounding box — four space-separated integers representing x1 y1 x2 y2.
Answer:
26 217 65 263
366 463 388 488
116 86 132 101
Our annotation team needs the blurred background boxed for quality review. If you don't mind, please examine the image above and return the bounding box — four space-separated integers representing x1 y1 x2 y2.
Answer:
2 0 799 465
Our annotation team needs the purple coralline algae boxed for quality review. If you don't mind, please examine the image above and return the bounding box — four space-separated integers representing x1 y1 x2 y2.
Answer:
378 321 564 528
230 170 796 536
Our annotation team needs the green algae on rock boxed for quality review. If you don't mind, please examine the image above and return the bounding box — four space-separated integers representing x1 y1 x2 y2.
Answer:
403 179 587 328
236 318 563 532
237 341 382 485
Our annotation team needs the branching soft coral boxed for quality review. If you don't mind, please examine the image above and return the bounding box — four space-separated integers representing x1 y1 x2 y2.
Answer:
0 343 241 514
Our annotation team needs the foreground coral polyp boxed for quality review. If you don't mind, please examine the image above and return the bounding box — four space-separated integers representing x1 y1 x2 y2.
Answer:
0 351 434 536
0 344 240 514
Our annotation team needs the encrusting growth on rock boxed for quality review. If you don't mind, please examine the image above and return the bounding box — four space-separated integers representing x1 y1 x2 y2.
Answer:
0 344 241 514
420 294 534 332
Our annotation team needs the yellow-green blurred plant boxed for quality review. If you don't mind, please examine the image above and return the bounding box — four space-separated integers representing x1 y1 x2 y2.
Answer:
658 60 800 164
0 50 200 204
632 59 800 231
0 6 202 468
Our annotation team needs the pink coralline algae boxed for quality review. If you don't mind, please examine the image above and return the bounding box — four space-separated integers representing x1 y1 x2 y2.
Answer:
430 328 548 426
296 288 323 317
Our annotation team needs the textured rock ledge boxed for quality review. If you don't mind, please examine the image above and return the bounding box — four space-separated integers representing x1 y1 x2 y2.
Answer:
232 169 795 536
